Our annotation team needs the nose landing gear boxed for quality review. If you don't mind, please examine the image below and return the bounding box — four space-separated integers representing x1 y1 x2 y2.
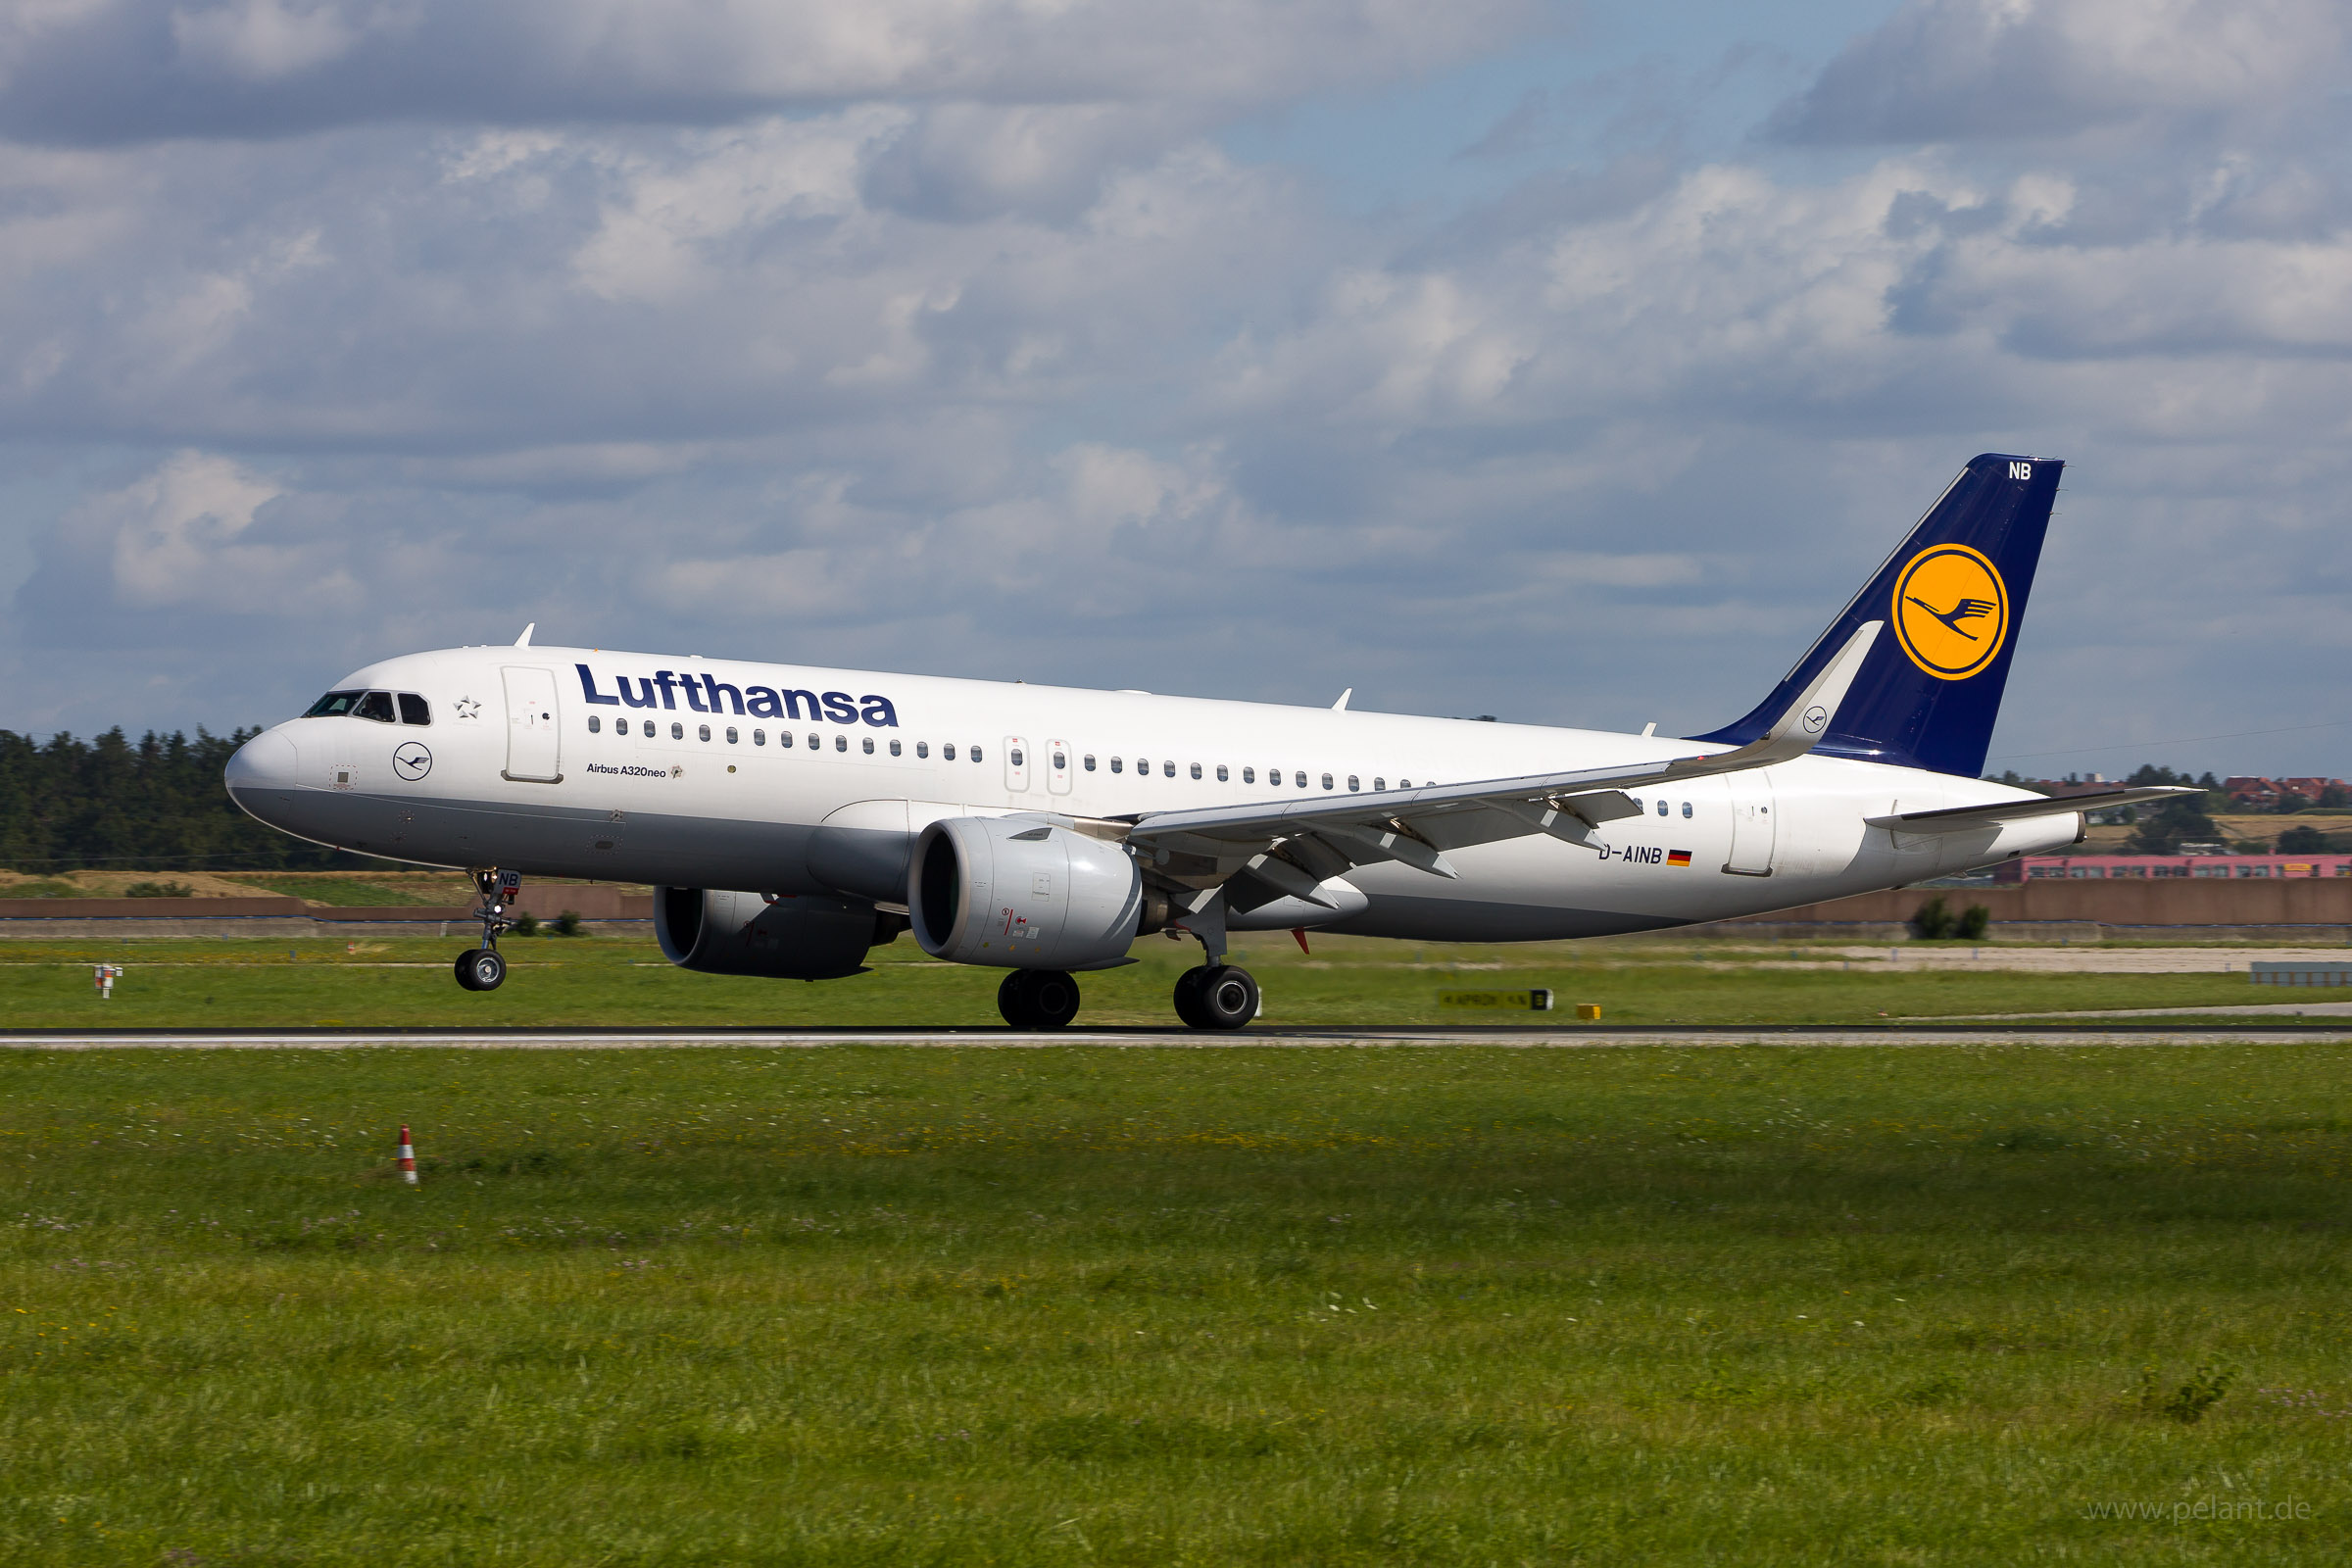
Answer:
453 869 520 992
455 947 508 992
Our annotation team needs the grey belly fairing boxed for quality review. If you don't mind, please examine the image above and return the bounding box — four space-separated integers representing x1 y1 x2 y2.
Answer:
231 784 826 891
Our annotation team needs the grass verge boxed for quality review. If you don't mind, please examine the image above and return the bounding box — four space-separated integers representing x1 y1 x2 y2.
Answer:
2 1043 2349 1563
0 933 2282 1029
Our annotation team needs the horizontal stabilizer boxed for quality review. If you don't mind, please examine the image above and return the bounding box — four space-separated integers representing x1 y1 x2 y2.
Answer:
1864 786 2198 836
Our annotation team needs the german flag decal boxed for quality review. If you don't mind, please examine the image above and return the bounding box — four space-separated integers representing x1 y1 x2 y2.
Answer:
1667 849 1692 866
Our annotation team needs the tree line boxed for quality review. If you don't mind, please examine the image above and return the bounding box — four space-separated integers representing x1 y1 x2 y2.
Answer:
0 728 366 873
1985 763 2352 856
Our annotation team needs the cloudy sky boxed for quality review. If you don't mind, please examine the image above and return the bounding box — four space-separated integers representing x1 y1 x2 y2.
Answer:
4 0 2348 778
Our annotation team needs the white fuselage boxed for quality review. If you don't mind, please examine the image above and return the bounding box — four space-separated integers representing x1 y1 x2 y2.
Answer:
224 643 2075 941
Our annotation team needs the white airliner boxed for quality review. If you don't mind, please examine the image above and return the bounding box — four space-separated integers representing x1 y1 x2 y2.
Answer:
225 454 2182 1029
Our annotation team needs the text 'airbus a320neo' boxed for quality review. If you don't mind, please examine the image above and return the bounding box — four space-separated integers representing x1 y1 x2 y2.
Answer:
225 455 2184 1029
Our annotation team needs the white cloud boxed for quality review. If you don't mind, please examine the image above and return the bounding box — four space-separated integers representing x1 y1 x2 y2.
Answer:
67 450 358 614
1773 0 2351 143
0 0 1537 142
171 0 384 81
571 110 900 303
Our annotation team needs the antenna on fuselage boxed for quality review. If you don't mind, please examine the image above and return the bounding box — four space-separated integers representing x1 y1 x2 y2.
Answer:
1332 688 1351 711
514 623 535 647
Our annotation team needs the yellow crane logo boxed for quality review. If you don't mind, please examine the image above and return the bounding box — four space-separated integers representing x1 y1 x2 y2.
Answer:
1891 544 2007 679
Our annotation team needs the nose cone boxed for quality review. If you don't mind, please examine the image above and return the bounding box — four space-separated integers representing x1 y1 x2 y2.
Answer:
224 727 301 818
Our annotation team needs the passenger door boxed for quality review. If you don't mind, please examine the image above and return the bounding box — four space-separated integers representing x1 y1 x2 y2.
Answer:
501 666 564 782
1723 772 1776 876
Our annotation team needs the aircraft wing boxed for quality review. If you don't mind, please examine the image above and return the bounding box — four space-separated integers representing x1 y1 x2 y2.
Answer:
1124 622 1882 911
1863 785 2200 836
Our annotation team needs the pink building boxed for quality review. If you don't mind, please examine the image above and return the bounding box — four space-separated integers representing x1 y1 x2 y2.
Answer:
1993 855 2352 883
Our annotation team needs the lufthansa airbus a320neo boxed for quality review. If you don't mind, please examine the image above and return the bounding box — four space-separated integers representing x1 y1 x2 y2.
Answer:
224 455 2183 1029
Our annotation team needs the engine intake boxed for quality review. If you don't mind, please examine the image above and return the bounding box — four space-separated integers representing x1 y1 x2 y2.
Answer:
910 817 1143 970
655 887 895 980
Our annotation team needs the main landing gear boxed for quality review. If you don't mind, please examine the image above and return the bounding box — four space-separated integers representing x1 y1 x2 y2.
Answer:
453 868 520 992
999 969 1082 1030
1173 964 1258 1031
1168 894 1257 1032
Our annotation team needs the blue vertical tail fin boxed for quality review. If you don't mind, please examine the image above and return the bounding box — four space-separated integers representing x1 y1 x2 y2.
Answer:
1691 453 2060 778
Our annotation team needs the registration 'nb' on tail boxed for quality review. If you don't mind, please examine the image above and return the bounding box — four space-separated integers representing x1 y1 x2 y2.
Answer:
1693 453 2061 778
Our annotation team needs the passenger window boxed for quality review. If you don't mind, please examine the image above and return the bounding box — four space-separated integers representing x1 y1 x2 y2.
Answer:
588 715 601 734
355 691 397 723
971 745 983 762
725 727 738 744
1187 762 1199 779
1216 764 1228 781
890 740 902 757
807 733 818 750
302 690 366 717
1321 773 1334 790
916 741 929 759
670 721 685 740
1373 777 1385 791
780 731 793 748
699 724 711 742
945 743 956 760
1682 801 1692 818
1348 775 1359 792
1010 747 1024 767
835 734 847 753
755 729 766 746
1243 766 1254 783
1295 771 1306 788
1656 799 1668 816
862 737 874 755
1109 757 1121 773
1084 755 1096 771
398 693 430 725
1138 758 1149 774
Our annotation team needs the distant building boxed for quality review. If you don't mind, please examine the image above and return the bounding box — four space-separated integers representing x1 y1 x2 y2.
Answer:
2221 776 2348 808
1996 854 2352 882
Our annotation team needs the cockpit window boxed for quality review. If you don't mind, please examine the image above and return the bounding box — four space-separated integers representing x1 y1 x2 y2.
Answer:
397 693 430 725
354 691 397 723
303 690 366 717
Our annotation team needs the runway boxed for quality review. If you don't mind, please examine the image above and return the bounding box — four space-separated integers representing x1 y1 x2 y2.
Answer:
6 1024 2352 1049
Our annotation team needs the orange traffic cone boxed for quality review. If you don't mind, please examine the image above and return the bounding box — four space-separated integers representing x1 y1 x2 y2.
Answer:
397 1125 418 1186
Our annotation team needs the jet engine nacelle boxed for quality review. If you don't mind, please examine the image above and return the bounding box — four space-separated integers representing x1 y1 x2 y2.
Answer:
654 887 894 980
910 817 1143 970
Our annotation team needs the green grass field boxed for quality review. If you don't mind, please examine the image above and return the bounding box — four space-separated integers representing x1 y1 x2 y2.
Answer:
2 1041 2349 1564
0 931 2282 1029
